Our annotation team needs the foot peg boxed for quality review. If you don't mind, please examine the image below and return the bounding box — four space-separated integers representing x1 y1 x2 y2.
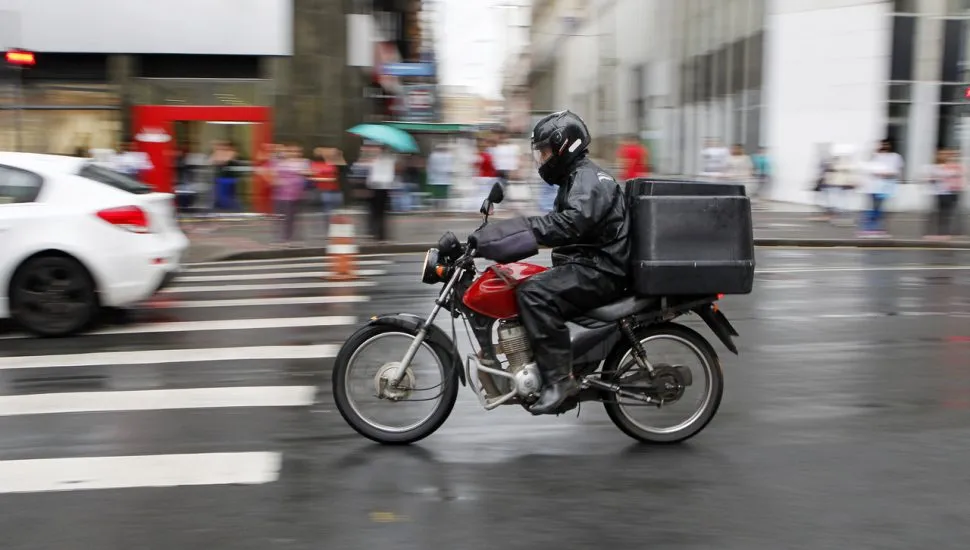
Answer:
528 375 579 415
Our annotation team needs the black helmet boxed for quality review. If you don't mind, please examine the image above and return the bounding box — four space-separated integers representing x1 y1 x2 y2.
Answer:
531 110 591 185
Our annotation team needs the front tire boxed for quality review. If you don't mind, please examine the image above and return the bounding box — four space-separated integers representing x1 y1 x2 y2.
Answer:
332 324 460 445
602 323 724 444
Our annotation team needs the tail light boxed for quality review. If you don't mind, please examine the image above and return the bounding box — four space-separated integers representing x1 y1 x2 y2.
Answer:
96 206 151 234
717 294 725 300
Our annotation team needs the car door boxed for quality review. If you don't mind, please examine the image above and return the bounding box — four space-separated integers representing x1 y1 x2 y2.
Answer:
0 164 45 314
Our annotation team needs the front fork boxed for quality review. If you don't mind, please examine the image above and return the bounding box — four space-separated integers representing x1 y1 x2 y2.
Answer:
389 265 466 386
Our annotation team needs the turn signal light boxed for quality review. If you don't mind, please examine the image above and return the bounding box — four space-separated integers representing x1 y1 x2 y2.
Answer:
96 206 151 233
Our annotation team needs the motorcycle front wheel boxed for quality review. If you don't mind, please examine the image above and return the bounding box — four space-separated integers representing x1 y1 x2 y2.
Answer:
601 323 724 444
332 324 460 445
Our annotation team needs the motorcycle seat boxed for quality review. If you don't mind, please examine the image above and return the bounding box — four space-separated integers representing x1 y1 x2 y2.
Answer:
582 295 660 323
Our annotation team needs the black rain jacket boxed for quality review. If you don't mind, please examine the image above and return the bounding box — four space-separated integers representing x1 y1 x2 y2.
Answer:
471 156 630 281
527 156 629 280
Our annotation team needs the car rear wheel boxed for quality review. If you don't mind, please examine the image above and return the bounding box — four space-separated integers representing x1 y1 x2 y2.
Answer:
10 255 98 337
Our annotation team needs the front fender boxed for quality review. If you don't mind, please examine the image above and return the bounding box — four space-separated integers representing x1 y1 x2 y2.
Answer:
367 313 467 386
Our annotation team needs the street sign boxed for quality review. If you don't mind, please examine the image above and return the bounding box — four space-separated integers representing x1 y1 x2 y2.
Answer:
5 50 35 67
381 62 435 77
401 84 436 121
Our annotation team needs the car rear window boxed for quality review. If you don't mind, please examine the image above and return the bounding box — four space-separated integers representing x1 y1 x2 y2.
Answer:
78 163 154 195
0 164 44 204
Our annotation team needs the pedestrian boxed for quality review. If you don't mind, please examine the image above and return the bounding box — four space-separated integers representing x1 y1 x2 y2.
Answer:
475 136 499 211
273 143 310 246
826 145 858 226
398 154 422 212
616 134 649 183
427 142 453 212
811 143 835 222
310 147 342 242
366 145 397 243
211 141 242 212
113 140 153 181
492 131 521 184
253 143 279 219
858 139 904 237
725 143 754 194
923 148 964 241
700 138 729 181
751 146 771 202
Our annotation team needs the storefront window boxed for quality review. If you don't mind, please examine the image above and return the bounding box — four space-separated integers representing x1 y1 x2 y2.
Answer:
16 110 121 155
890 16 917 81
0 83 121 154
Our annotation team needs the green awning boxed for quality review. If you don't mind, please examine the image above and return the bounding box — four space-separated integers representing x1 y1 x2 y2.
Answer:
381 121 480 134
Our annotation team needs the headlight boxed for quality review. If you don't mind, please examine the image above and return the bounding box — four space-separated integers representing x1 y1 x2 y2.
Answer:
421 248 447 285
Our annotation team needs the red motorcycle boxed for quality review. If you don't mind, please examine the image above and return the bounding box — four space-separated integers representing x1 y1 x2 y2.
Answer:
332 182 741 445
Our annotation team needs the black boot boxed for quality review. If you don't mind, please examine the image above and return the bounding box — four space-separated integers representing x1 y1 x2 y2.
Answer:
529 370 579 415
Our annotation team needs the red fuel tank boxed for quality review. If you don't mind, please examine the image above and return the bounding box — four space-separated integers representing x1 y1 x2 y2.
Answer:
462 262 547 320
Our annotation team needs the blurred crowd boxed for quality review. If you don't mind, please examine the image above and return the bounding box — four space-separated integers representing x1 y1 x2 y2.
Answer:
74 130 964 244
808 140 963 240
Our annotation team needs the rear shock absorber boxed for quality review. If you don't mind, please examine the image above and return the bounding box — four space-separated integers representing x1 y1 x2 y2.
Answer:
619 317 654 375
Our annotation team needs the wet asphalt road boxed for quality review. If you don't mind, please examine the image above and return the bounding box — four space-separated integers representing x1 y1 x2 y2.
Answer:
0 248 969 549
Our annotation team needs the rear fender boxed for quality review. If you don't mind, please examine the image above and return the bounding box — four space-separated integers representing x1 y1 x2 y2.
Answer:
368 313 467 386
692 304 739 355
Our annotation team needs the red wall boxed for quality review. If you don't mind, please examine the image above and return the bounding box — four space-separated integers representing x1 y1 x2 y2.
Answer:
130 106 273 213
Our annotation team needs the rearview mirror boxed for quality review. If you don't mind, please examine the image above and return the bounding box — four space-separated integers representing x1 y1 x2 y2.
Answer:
487 181 505 204
479 199 494 216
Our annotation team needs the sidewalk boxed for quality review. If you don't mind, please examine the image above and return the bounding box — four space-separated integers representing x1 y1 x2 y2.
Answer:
181 206 970 263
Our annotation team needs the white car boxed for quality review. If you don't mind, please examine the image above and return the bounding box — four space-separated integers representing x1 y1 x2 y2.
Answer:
0 152 188 336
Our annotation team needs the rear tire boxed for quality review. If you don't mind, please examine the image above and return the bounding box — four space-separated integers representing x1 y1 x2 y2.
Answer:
602 323 723 444
9 254 98 337
332 324 460 445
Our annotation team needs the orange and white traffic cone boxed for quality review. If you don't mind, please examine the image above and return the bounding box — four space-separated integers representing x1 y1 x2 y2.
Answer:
327 210 357 280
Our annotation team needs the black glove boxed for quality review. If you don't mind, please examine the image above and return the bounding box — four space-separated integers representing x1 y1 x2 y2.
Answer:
469 217 539 264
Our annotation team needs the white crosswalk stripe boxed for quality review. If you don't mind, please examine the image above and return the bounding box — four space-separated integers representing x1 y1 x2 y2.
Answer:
184 259 391 273
0 453 282 493
176 269 386 282
0 315 358 340
162 281 377 293
159 295 370 308
0 255 392 494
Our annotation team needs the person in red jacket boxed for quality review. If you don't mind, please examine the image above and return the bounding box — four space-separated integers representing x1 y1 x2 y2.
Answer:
477 137 498 178
616 134 648 182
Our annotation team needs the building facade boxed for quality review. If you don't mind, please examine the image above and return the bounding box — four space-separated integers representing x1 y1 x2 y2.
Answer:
0 0 434 189
529 0 970 211
499 0 534 133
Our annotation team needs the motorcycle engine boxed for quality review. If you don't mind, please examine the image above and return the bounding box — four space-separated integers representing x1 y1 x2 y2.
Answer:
497 319 532 370
496 320 541 398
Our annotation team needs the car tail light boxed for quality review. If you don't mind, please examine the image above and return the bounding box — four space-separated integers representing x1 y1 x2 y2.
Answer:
96 206 151 233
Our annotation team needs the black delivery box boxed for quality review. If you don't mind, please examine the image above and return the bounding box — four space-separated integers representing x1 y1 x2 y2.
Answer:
625 178 755 296
624 178 747 200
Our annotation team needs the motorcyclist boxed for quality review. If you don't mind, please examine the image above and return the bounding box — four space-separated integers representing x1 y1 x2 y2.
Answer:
470 110 630 414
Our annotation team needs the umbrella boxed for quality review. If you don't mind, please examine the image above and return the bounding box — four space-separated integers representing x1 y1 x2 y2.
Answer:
347 124 419 154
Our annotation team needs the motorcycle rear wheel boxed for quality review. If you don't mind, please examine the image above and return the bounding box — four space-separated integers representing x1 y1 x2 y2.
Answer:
601 323 724 444
332 325 460 445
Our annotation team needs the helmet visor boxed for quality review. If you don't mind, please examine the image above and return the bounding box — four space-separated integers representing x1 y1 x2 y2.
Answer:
532 145 553 168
